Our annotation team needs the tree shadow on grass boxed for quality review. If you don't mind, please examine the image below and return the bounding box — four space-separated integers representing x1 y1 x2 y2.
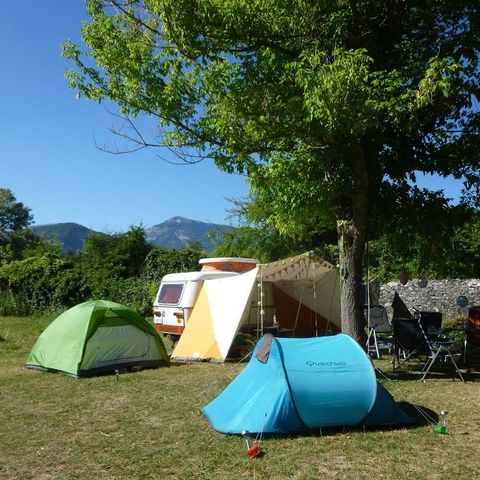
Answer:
396 401 439 427
375 360 480 382
255 406 430 440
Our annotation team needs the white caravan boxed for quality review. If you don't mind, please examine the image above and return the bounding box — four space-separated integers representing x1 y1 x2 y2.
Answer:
153 258 259 338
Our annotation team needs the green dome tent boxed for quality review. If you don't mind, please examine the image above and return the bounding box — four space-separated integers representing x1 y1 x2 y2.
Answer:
26 300 169 377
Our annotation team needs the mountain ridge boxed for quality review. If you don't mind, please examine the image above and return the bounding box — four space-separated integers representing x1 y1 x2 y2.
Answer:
32 217 234 253
145 216 234 250
31 222 103 254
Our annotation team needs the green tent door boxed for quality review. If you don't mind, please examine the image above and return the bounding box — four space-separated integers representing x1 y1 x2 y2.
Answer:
81 322 160 373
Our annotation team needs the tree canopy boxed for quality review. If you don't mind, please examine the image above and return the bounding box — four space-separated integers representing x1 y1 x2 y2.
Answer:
80 225 152 278
0 189 32 241
0 188 47 263
63 1 480 338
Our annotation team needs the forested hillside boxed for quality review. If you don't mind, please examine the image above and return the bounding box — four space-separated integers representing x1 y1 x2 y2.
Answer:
31 217 233 253
1 188 479 317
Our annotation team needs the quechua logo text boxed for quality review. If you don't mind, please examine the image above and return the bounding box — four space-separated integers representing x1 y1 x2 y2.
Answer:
306 360 347 367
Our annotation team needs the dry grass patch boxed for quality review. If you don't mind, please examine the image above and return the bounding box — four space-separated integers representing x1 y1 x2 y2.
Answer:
1 315 479 479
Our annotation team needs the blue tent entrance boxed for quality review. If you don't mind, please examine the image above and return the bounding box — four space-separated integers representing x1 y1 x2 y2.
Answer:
202 334 413 434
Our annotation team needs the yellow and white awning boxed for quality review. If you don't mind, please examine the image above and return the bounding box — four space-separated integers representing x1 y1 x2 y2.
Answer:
172 253 341 363
172 269 258 361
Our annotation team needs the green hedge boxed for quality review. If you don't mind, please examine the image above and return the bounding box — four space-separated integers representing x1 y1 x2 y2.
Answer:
0 245 205 317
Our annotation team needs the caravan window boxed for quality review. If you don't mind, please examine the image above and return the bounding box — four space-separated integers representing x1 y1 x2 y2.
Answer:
157 283 184 304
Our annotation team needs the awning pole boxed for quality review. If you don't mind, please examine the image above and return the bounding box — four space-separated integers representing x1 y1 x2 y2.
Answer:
259 266 264 337
292 260 311 337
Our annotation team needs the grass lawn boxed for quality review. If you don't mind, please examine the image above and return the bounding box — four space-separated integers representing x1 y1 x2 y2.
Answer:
1 314 480 480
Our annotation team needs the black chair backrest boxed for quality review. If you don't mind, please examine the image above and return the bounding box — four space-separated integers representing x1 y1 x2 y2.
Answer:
392 292 413 320
416 311 442 333
392 317 426 351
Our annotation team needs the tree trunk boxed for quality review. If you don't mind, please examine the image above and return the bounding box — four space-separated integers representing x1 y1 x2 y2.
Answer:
337 219 367 343
336 141 369 345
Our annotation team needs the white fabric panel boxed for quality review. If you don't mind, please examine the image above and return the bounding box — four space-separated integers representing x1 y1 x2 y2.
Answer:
275 269 341 328
204 268 259 358
260 253 341 329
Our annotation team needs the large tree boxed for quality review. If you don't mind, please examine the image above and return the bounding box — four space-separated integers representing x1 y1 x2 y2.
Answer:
80 226 152 278
0 188 32 242
0 188 36 262
63 1 480 339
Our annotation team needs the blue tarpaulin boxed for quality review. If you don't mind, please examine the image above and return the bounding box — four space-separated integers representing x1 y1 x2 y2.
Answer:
202 334 413 434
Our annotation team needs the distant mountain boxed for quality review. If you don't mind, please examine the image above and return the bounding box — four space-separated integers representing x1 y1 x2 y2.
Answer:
32 217 234 253
32 222 100 254
145 216 234 250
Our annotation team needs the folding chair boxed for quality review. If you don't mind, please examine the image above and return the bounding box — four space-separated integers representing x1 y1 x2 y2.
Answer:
417 317 464 382
392 316 427 369
391 292 426 369
365 305 392 359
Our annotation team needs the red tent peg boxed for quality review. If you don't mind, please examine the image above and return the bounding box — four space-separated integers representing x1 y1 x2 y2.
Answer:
247 442 261 458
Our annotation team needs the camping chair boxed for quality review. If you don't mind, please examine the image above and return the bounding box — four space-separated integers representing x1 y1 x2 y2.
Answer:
392 316 427 369
391 292 426 369
416 315 464 382
365 305 392 359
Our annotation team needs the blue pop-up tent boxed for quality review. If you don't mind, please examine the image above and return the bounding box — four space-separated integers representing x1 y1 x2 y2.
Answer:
202 334 413 434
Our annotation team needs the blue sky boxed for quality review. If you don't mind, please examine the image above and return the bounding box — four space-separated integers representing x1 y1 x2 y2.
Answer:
1 2 464 233
1 1 248 233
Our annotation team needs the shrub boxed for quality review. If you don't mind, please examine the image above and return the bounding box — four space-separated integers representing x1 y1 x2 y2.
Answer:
143 247 204 283
90 276 153 316
0 256 67 315
52 268 92 308
0 290 18 316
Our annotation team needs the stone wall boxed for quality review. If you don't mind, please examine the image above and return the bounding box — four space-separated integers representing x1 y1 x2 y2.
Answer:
379 279 480 322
